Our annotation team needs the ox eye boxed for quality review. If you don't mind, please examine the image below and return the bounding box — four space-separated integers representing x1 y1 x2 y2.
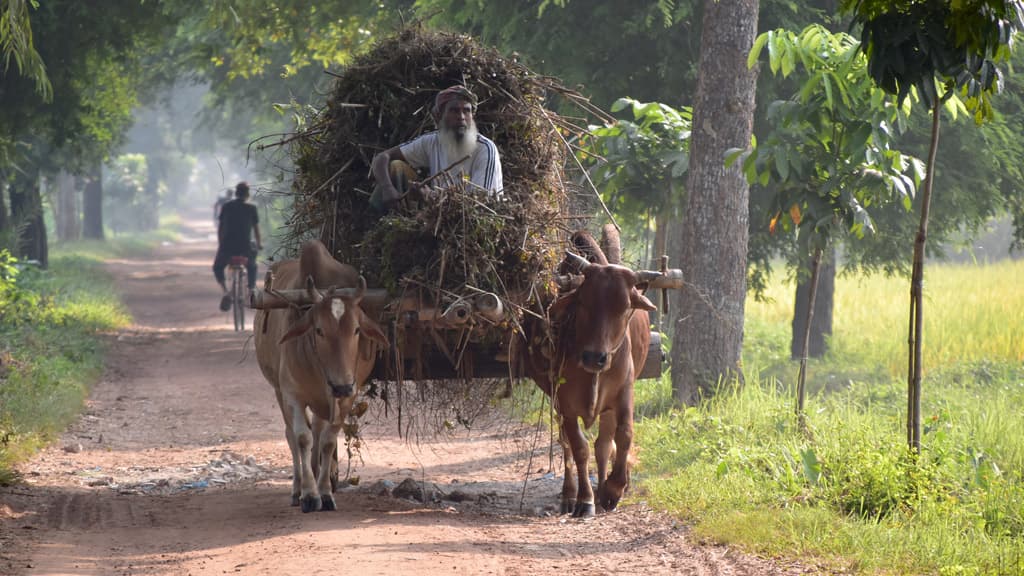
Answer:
354 327 361 335
315 327 324 337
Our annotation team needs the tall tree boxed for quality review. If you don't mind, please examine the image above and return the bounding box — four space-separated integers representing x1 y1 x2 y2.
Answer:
7 169 46 266
744 25 925 418
842 0 1024 450
52 169 80 242
671 0 759 405
81 167 104 240
0 0 168 255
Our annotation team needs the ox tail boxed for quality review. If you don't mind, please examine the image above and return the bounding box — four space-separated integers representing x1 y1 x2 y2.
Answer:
600 224 621 265
568 230 608 266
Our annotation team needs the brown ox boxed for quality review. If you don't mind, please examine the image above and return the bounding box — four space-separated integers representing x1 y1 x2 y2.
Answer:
254 240 388 512
523 227 655 517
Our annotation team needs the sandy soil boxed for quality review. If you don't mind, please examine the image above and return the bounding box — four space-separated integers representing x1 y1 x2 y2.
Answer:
0 213 814 576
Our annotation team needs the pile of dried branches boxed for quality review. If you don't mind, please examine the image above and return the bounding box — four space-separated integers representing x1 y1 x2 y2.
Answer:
277 25 609 312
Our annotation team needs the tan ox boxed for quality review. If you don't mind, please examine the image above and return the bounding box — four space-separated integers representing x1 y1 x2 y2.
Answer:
523 227 655 517
254 240 387 512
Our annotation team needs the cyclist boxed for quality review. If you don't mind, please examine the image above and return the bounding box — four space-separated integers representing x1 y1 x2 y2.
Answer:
213 181 262 311
213 188 233 226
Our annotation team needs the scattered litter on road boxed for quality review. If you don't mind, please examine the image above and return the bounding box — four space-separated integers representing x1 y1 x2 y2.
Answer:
71 451 270 495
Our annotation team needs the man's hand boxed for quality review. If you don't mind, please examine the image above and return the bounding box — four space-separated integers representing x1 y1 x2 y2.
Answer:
422 186 439 202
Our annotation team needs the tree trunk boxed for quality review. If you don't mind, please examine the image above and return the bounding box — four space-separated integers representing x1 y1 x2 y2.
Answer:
0 181 9 238
144 157 161 231
908 101 942 452
654 207 668 269
796 246 823 426
82 163 105 240
8 169 49 268
54 169 81 242
651 206 670 328
671 0 759 405
791 245 835 359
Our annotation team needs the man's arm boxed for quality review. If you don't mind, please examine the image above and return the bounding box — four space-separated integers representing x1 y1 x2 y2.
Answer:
470 137 503 196
253 223 262 251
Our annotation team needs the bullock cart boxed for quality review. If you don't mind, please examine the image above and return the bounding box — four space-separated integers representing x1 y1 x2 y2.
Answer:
253 26 687 444
249 230 683 516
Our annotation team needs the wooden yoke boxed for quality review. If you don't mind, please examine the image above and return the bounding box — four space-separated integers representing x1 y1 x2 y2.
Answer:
250 270 390 311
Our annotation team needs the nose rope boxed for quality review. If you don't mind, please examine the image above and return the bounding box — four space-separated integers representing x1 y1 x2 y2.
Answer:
609 308 638 357
304 322 339 424
584 308 636 422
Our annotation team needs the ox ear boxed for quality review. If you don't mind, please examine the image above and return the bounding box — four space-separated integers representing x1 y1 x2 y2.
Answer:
279 314 313 344
630 288 657 312
358 309 389 348
547 292 576 321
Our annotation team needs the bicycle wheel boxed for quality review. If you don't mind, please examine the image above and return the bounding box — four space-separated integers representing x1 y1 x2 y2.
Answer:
232 267 246 331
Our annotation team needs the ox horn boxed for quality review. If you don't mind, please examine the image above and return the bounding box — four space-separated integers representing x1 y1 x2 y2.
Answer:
305 275 324 303
564 250 591 272
554 273 584 291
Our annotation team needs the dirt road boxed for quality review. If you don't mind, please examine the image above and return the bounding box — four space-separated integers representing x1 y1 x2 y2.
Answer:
0 215 808 575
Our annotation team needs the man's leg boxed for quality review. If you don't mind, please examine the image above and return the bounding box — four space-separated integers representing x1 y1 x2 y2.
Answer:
246 252 258 292
212 251 232 311
213 251 229 291
369 160 418 212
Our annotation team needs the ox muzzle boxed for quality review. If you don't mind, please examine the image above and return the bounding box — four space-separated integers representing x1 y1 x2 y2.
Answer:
328 381 355 398
580 349 610 373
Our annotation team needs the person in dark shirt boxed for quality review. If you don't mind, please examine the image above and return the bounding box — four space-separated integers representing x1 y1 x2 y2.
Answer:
213 188 233 226
213 181 262 311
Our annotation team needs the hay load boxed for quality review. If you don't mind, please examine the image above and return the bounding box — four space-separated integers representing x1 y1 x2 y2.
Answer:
280 25 609 318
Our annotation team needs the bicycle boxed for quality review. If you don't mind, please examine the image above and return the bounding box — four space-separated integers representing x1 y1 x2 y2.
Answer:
227 255 249 331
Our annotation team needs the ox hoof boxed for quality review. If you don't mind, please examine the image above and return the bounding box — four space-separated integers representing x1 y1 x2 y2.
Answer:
572 501 595 518
599 495 620 512
598 489 621 512
291 494 300 507
599 479 627 512
320 494 337 511
560 499 576 515
299 495 323 513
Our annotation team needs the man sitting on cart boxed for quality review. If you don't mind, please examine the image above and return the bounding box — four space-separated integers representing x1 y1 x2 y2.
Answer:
213 181 263 311
370 85 504 213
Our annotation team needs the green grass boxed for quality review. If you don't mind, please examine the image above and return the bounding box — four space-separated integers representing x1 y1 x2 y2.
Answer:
633 259 1024 575
0 234 164 484
50 220 182 260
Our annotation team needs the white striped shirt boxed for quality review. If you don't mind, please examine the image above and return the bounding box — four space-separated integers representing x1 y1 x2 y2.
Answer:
399 132 503 196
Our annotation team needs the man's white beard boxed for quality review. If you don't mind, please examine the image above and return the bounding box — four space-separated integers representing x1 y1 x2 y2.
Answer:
440 121 479 165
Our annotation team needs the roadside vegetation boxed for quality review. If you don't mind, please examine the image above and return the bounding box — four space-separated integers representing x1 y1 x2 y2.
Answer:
633 258 1024 575
0 229 185 484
